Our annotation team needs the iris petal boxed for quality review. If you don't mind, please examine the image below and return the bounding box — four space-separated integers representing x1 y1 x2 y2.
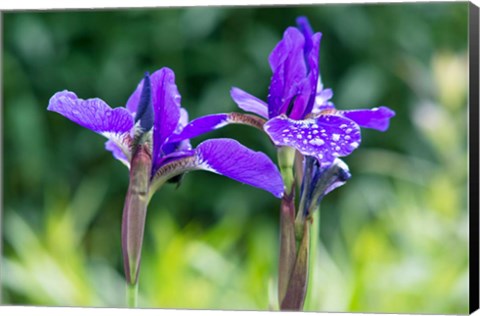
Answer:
268 27 307 118
230 87 268 119
342 106 395 132
48 90 134 136
195 139 284 198
264 115 361 166
151 68 182 173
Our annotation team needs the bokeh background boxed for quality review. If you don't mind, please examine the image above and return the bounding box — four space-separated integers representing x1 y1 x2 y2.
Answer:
2 2 469 313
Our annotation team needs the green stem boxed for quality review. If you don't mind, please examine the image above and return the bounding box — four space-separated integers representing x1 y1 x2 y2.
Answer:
277 147 296 194
127 282 138 308
304 207 320 310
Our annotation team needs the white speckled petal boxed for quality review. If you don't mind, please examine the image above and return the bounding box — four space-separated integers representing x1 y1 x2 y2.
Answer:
264 115 361 165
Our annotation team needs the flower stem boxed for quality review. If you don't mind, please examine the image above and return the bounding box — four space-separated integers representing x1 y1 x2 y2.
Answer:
127 282 138 308
277 147 296 194
304 207 319 310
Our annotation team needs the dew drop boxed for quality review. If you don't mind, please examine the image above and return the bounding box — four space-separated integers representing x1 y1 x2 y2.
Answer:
332 133 340 141
309 138 325 146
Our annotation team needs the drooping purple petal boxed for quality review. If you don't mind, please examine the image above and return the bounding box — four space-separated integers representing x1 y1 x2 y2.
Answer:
48 90 134 136
230 87 268 119
195 139 284 198
264 115 361 165
268 27 307 118
151 68 182 167
342 106 395 132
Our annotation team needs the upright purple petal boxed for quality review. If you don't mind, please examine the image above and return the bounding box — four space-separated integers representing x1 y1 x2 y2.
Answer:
125 79 143 115
230 87 268 119
297 32 322 118
296 16 314 59
268 27 307 118
151 68 182 166
195 139 284 198
264 115 361 165
48 90 134 136
342 106 395 131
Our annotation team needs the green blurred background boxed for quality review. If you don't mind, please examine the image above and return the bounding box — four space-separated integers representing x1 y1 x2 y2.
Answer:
2 3 469 313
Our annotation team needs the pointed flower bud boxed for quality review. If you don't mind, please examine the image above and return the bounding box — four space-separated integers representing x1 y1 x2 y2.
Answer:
134 72 154 132
299 157 351 221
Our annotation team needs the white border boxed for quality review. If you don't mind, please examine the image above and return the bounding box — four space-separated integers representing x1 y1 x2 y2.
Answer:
0 0 478 11
1 1 477 316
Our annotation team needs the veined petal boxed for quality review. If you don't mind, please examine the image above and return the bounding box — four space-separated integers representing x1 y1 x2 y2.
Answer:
268 27 307 118
48 90 134 135
151 68 182 166
230 87 268 119
264 115 361 165
195 139 284 198
342 106 395 132
169 113 266 143
150 139 285 198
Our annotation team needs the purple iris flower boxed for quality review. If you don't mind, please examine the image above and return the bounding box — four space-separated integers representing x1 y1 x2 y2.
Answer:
47 67 283 198
172 17 395 168
48 67 284 285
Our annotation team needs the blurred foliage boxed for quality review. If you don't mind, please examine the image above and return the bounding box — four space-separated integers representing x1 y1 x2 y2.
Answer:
1 2 469 313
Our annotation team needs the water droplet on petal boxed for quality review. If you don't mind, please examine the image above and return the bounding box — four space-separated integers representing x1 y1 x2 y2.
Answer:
309 138 325 146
